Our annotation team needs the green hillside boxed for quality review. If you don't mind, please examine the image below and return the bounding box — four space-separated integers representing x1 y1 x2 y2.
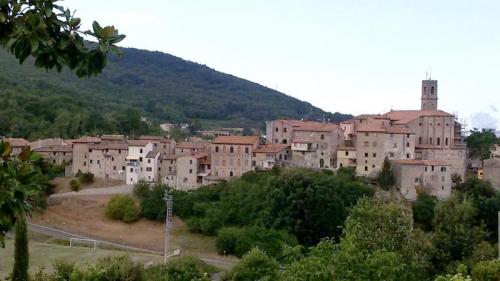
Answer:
0 47 351 139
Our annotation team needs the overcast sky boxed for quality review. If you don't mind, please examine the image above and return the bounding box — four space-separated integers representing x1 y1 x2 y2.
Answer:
65 0 500 130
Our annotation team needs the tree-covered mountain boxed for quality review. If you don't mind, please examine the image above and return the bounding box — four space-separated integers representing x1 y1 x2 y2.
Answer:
0 47 351 139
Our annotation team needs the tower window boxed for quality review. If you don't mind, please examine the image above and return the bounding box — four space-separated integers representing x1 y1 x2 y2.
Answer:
431 87 435 94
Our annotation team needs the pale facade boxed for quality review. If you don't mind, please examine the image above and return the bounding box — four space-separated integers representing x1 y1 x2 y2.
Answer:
126 140 156 184
253 144 291 169
35 145 73 166
337 146 357 168
30 138 64 151
139 136 176 155
71 136 101 175
210 136 260 178
159 154 177 180
88 143 128 180
484 158 500 190
393 159 452 201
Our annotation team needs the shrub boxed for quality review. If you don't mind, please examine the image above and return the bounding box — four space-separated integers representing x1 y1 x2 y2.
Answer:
413 192 437 231
144 256 214 281
77 171 94 184
229 248 279 281
140 184 168 220
472 259 500 281
106 195 140 223
84 256 143 280
69 179 80 192
133 181 151 199
216 226 297 258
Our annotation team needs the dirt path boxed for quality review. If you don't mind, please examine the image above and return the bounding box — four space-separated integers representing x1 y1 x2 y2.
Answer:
50 184 133 198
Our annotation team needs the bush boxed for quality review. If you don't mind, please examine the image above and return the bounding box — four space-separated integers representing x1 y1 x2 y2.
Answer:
84 256 143 280
134 181 151 199
216 226 297 258
105 195 140 223
77 171 94 184
140 184 168 220
472 259 500 281
413 192 437 231
229 248 279 281
144 256 214 281
69 179 80 192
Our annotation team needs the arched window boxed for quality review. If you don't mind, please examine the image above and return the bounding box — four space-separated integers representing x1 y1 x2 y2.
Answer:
319 159 325 168
229 171 234 177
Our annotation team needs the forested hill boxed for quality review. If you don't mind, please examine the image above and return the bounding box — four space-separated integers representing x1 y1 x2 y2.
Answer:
0 47 351 139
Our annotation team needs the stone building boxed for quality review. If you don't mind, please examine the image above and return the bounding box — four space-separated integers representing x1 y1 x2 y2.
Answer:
30 138 64 151
71 136 102 175
88 142 128 180
337 146 357 169
210 136 260 178
2 138 30 156
126 140 156 184
392 159 452 201
175 141 210 156
253 144 291 169
35 145 73 166
139 135 176 155
165 153 211 190
484 158 500 190
158 154 177 181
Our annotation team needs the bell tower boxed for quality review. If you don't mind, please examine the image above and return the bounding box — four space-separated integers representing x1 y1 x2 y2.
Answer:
421 79 438 110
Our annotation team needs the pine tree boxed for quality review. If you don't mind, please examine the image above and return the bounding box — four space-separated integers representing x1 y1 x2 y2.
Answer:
12 215 29 281
378 156 395 190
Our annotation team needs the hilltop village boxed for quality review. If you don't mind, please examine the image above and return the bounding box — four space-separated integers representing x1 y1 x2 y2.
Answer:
4 79 498 200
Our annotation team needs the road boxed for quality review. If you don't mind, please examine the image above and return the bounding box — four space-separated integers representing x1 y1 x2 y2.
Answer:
28 223 235 269
50 184 134 198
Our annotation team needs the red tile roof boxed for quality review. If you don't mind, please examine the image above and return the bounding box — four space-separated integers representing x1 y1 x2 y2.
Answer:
254 144 290 153
128 140 151 147
176 141 210 149
35 145 72 152
90 143 129 150
356 125 386 133
384 110 453 124
73 136 101 143
212 136 260 145
3 138 30 147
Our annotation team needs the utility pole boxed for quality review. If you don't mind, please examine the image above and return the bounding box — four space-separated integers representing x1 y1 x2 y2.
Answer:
163 190 173 263
498 211 499 259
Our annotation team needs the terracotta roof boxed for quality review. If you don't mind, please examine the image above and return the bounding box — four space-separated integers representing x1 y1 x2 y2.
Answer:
128 140 151 147
176 141 210 149
212 136 260 145
3 138 30 147
100 135 125 141
73 136 101 143
35 145 72 152
384 110 453 125
393 159 451 166
254 144 290 153
63 139 76 145
356 125 386 133
145 151 159 158
90 143 128 150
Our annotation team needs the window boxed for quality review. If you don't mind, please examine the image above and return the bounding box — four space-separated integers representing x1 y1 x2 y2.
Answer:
407 134 410 138
215 146 219 153
415 177 419 183
406 142 410 147
146 167 152 172
425 166 428 172
406 153 410 159
441 167 447 172
140 149 143 153
122 166 125 170
429 137 433 144
154 143 157 147
345 151 349 156
90 159 93 164
364 132 369 136
364 166 368 171
230 147 234 153
389 152 395 158
275 127 279 132
320 134 324 140
189 160 193 164
148 159 151 164
89 149 92 153
245 147 249 153
139 157 143 162
275 139 278 143
189 169 193 174
445 138 449 146
437 123 441 126
373 153 376 157
284 128 287 133
364 141 369 147
97 160 100 164
130 168 133 172
113 166 116 170
437 138 441 145
118 149 121 154
431 86 435 94
111 157 114 161
372 165 375 168
365 153 368 157
431 166 435 171
230 171 234 177
169 167 172 172
419 137 422 144
163 145 166 149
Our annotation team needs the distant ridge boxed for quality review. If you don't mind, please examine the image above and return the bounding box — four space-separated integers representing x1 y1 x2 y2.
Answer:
0 47 352 138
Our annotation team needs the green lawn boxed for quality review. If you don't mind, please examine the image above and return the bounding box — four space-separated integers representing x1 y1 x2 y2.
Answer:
0 239 163 278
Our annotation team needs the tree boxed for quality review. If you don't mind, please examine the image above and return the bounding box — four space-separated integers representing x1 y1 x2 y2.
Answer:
467 129 498 164
332 198 432 281
12 214 28 281
431 194 487 273
413 192 437 231
229 248 279 281
378 156 395 190
0 0 125 77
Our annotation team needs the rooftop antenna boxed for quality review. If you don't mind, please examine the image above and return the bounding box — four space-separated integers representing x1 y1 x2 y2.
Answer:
429 65 432 80
425 70 428 80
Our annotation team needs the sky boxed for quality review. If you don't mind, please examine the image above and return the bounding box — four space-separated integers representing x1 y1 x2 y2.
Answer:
65 0 500 130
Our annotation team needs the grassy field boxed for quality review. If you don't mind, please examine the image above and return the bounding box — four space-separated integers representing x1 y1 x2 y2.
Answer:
0 238 163 279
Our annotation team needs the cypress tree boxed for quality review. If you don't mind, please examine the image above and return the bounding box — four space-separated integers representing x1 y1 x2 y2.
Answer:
378 156 395 190
12 215 29 281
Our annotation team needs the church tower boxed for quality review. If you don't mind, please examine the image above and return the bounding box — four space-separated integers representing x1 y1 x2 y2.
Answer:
421 79 438 110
